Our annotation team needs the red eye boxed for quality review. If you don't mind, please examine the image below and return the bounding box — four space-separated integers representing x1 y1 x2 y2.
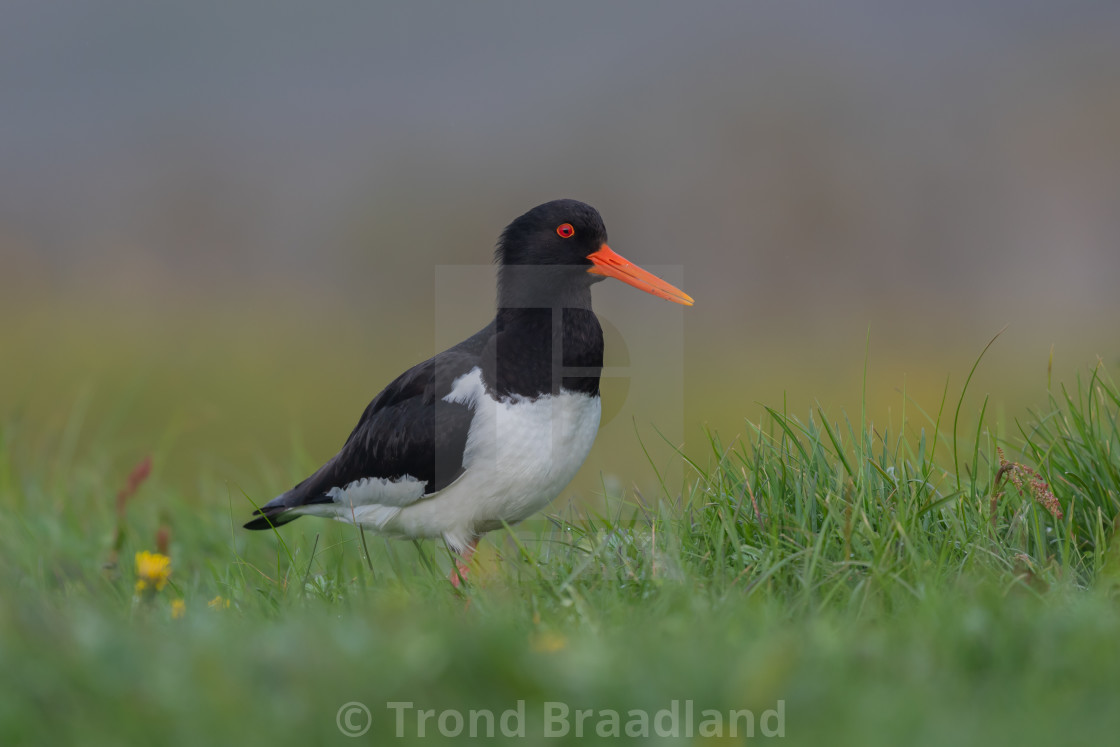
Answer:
556 223 575 238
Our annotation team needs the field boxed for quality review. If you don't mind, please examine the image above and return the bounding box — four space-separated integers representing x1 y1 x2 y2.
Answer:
3 306 1120 747
7 2 1120 744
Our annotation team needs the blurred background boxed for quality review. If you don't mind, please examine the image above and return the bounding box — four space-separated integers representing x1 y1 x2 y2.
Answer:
3 1 1119 505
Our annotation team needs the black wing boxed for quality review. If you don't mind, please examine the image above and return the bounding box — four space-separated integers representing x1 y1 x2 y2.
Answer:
244 323 494 529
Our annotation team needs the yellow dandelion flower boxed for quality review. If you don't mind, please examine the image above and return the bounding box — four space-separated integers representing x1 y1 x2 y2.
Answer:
530 631 568 653
171 599 186 619
135 551 171 592
208 595 231 609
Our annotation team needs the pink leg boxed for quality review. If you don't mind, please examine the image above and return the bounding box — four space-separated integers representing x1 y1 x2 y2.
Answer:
450 537 479 589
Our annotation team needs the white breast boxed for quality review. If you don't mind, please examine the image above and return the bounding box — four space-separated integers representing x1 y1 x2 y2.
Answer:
384 367 602 551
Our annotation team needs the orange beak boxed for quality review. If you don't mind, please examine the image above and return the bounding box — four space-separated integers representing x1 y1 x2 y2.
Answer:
587 244 694 306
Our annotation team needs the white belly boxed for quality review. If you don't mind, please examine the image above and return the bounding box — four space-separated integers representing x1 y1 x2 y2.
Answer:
345 367 601 552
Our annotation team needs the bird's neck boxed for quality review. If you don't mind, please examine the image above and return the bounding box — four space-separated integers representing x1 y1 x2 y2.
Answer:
496 266 594 311
489 300 604 399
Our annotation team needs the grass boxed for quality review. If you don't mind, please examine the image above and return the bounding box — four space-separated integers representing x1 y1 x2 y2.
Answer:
2 356 1120 746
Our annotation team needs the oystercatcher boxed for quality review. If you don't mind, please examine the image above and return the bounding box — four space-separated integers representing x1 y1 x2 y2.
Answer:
244 199 692 584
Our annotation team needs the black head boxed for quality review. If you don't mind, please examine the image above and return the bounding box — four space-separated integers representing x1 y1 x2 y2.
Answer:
494 199 694 309
494 199 608 309
495 199 608 269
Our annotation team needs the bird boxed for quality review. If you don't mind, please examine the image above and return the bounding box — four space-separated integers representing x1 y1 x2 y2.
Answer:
244 199 692 585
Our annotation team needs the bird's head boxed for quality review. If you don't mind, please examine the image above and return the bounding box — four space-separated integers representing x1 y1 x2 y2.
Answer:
495 199 693 307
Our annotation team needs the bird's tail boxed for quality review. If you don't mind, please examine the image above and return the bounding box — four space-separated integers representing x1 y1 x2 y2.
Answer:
243 495 304 531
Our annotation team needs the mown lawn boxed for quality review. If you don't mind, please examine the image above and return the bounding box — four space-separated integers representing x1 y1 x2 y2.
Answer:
2 361 1119 746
